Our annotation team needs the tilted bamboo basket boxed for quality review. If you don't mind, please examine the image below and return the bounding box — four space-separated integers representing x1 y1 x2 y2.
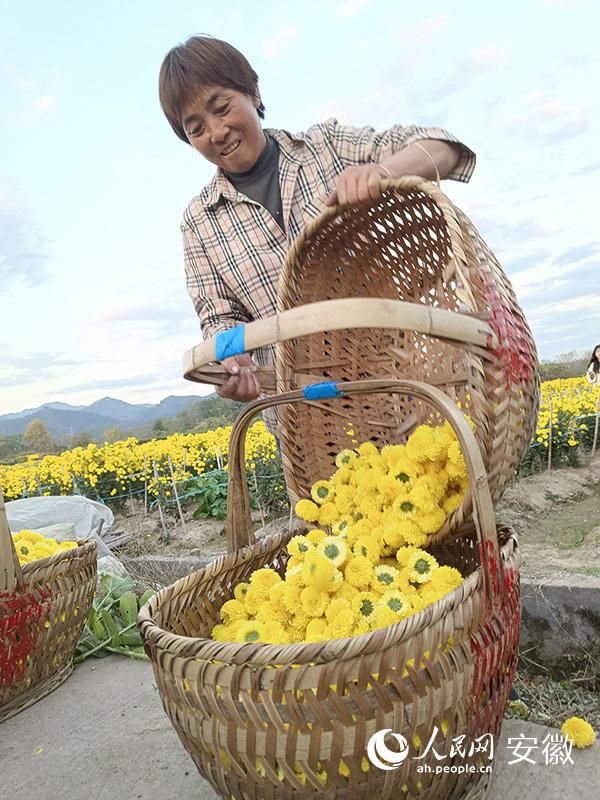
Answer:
0 488 97 722
139 380 521 800
183 177 539 530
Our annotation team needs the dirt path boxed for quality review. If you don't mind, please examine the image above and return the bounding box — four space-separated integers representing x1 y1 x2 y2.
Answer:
497 455 600 580
113 455 600 583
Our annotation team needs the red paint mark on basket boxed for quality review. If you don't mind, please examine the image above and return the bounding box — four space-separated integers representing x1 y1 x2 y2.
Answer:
0 587 52 686
485 279 535 389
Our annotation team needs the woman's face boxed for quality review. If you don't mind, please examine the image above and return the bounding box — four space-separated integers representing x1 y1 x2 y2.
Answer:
595 347 600 359
182 85 266 173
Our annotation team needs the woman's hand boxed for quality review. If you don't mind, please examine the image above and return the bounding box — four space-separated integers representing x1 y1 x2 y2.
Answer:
325 164 389 207
216 354 261 402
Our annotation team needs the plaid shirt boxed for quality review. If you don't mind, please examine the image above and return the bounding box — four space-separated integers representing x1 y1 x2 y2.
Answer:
182 118 475 418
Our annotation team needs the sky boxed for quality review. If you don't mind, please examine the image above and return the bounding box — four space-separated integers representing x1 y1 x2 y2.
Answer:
1 0 599 415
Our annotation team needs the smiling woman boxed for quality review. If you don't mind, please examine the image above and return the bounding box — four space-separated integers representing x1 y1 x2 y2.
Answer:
158 34 475 418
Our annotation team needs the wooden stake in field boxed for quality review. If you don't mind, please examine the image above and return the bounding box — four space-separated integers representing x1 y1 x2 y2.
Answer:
168 455 187 534
152 458 169 542
592 395 600 457
143 454 148 517
547 395 553 472
183 447 187 472
215 446 223 470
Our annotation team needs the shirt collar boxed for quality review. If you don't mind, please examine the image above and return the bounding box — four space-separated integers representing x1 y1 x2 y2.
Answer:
201 127 306 208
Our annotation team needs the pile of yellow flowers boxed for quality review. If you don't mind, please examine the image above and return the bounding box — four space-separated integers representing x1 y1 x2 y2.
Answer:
12 530 78 564
213 421 468 644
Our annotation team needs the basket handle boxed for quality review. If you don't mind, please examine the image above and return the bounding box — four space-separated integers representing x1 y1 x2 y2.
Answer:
226 378 506 611
0 486 23 593
183 298 496 386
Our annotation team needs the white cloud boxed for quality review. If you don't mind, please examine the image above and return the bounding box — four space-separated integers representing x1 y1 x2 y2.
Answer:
528 295 600 318
335 0 373 19
260 24 299 61
470 45 509 71
31 94 57 115
396 14 448 42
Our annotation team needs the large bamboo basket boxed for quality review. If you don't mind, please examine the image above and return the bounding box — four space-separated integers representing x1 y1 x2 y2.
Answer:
0 488 97 722
139 380 521 800
183 177 539 524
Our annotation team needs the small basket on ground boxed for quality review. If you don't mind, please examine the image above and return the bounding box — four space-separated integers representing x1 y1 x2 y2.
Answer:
0 488 97 722
139 380 521 800
183 177 539 532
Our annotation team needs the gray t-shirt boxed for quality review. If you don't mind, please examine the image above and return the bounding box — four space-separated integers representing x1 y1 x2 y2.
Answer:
224 133 284 231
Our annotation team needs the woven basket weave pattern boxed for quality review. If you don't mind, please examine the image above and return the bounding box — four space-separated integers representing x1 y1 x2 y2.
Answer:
275 179 539 524
0 498 97 722
140 380 521 799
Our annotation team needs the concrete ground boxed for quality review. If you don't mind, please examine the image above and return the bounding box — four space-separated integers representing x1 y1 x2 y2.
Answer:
2 657 597 800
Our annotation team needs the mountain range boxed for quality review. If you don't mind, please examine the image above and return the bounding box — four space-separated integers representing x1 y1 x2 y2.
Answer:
0 395 206 438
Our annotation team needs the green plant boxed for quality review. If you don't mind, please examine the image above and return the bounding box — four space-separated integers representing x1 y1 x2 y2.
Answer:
183 469 230 520
75 573 155 662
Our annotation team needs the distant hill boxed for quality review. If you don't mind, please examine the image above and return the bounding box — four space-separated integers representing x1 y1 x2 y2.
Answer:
0 395 206 438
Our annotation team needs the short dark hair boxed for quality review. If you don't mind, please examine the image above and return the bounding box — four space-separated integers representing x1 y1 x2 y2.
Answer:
159 35 265 143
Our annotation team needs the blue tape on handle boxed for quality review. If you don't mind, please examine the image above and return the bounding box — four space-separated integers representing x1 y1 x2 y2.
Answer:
303 381 343 400
215 326 245 360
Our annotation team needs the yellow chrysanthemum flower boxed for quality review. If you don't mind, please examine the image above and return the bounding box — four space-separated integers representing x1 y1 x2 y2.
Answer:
443 492 464 515
300 586 329 617
356 441 378 459
243 584 271 615
301 550 335 591
311 480 334 505
352 535 381 564
305 617 329 642
234 582 250 602
332 517 353 538
281 582 302 613
407 551 439 584
332 486 355 515
429 565 464 592
318 501 339 527
372 564 401 594
561 717 596 748
220 599 248 625
416 505 447 535
331 466 352 486
235 621 269 643
329 609 355 639
306 528 327 546
335 449 358 469
352 591 378 623
13 530 46 544
250 568 282 590
287 535 313 559
392 496 418 520
379 590 414 619
317 536 347 568
295 498 320 522
344 556 373 589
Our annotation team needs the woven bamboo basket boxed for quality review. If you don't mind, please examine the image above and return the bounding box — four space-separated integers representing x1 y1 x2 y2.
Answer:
0 488 97 722
139 380 521 800
183 177 539 525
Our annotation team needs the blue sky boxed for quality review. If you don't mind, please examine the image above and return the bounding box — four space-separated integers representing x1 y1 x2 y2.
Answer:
1 0 599 415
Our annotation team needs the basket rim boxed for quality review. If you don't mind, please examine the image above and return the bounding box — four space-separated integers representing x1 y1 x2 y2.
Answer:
138 527 519 666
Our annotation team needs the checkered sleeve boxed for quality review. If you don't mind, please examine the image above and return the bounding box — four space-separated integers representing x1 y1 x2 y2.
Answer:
181 219 253 340
320 118 476 183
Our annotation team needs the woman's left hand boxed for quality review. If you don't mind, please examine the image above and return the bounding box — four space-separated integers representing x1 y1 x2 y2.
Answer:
325 164 390 207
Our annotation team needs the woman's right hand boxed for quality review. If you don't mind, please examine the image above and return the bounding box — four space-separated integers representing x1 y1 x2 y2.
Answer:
216 354 261 402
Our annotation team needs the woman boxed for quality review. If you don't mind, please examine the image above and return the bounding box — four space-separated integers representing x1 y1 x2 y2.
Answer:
586 345 600 386
158 35 475 411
